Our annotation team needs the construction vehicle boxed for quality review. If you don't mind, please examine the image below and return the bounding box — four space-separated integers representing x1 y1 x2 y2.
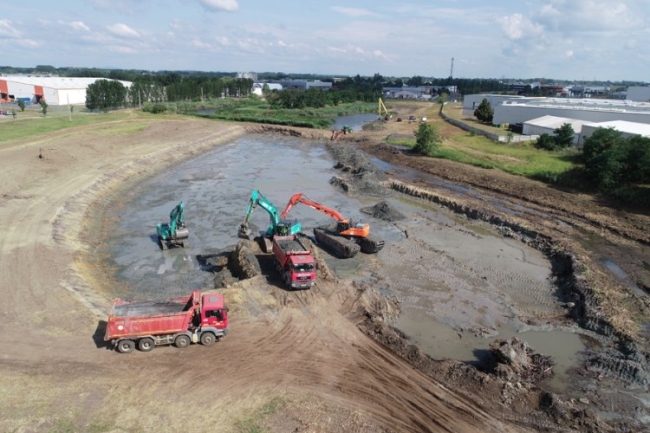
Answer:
272 235 317 289
238 190 301 252
156 201 189 250
378 98 391 121
280 193 385 258
104 291 229 354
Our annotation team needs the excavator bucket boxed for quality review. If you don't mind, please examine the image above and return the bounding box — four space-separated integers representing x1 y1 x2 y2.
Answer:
238 223 252 240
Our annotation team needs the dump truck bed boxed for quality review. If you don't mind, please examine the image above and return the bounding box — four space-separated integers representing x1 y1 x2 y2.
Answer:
113 300 189 317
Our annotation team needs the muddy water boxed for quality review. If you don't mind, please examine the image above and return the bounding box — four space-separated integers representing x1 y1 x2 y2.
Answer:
103 134 585 388
330 113 378 131
106 135 401 299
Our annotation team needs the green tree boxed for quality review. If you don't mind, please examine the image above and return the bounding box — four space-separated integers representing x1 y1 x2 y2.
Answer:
86 79 128 111
582 127 624 163
39 100 48 117
17 100 25 112
582 129 650 191
413 122 441 156
11 109 16 120
473 98 493 123
554 123 575 148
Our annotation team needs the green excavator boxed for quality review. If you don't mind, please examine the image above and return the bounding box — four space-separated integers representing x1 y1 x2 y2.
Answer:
238 190 301 252
156 201 189 250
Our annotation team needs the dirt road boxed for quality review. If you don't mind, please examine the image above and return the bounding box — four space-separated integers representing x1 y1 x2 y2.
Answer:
0 114 533 432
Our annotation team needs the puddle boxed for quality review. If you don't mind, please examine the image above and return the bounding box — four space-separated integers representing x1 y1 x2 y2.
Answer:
602 259 647 297
396 308 586 392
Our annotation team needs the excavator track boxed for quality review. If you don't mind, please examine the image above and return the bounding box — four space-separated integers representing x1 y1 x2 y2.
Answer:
313 227 360 259
357 234 385 254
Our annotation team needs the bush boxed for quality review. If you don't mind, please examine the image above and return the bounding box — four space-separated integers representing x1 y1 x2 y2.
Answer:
413 122 441 156
535 133 558 151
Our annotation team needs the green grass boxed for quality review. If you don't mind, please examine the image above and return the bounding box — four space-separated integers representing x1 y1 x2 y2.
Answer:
386 128 579 181
386 135 416 147
0 111 155 144
180 99 376 129
235 397 287 433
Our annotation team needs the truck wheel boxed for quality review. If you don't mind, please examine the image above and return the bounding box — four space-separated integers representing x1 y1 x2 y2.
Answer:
138 337 155 352
200 332 216 346
117 339 135 354
174 334 191 349
285 274 292 288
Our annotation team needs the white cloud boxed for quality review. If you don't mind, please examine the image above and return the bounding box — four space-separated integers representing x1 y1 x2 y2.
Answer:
331 7 375 17
198 0 239 12
538 0 644 33
110 45 137 54
496 14 544 40
215 36 230 45
69 21 91 32
192 38 212 49
107 23 140 38
17 39 41 48
0 19 21 38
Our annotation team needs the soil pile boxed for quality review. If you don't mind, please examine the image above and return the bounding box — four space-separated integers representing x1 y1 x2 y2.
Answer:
326 143 387 195
361 201 406 222
487 337 555 383
228 240 261 280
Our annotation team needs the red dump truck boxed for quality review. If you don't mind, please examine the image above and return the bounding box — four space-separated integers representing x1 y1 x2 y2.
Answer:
104 291 229 354
272 235 317 289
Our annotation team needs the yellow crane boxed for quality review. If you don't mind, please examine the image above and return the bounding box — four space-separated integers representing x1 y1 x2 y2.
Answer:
378 98 391 120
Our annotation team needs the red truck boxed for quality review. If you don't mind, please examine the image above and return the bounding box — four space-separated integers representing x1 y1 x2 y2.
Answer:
104 291 229 354
272 235 317 289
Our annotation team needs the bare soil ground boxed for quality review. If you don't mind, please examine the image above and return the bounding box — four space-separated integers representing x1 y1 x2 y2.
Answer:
0 107 648 433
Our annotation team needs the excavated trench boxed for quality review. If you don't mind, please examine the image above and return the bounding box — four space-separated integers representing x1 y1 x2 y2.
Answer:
98 133 649 431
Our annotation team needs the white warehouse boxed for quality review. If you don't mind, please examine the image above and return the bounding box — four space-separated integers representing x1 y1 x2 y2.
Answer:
0 76 132 106
492 98 650 126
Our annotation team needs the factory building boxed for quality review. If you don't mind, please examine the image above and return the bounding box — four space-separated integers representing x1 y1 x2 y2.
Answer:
0 76 132 106
581 120 650 141
522 115 596 146
626 86 650 103
492 98 650 127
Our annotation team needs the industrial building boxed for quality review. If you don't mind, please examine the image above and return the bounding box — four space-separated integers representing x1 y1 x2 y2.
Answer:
251 82 283 96
463 94 650 127
492 98 650 127
0 76 132 106
581 120 650 141
462 94 536 117
626 86 650 103
275 79 332 91
522 115 595 146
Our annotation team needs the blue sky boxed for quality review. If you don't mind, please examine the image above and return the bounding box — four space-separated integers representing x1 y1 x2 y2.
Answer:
1 0 649 81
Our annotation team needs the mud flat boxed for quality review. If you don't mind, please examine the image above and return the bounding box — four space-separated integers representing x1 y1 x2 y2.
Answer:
329 141 650 431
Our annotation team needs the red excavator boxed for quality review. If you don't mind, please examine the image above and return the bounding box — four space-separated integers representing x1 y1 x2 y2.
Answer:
280 193 384 259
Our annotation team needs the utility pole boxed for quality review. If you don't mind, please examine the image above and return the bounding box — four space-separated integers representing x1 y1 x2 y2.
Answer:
449 57 454 79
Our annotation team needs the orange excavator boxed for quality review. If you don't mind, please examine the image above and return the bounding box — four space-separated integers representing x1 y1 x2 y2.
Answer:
280 193 385 259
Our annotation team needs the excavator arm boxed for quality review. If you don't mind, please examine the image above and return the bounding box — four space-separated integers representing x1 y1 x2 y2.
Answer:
156 201 189 249
280 193 369 237
281 193 346 222
168 201 185 235
239 190 301 240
